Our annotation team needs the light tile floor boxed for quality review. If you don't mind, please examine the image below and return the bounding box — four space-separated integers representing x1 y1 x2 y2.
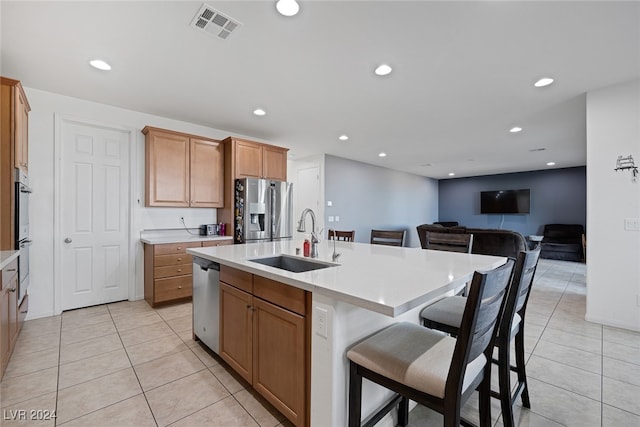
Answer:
1 259 639 426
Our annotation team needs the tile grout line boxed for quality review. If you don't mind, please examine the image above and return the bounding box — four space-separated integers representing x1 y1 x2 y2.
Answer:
106 303 160 427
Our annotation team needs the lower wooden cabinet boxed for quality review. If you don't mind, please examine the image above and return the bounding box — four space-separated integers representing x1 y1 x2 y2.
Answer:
1 258 21 379
219 265 310 427
144 239 233 307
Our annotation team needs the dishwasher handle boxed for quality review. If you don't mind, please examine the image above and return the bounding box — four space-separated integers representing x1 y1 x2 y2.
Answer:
193 256 220 272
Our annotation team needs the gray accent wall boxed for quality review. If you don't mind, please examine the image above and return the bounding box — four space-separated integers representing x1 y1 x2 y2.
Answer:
324 155 439 247
438 167 586 236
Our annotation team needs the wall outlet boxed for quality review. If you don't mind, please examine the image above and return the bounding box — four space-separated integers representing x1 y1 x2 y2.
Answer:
335 216 340 222
327 201 332 207
315 306 328 338
328 216 334 222
624 218 640 231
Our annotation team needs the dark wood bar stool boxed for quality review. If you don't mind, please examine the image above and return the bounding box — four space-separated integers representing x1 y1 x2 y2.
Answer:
327 229 355 242
420 249 541 427
370 229 406 247
347 259 514 427
424 231 473 253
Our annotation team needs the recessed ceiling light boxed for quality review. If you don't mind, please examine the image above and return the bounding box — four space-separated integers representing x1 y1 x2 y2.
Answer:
374 64 392 76
448 173 455 176
276 0 299 16
338 134 349 141
89 59 111 71
378 152 387 157
509 126 523 133
534 77 554 88
253 108 266 116
546 162 556 166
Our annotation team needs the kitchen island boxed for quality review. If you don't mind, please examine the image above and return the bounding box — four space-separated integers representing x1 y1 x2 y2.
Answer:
188 239 506 426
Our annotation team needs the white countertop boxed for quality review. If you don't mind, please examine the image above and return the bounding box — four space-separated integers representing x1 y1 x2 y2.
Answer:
187 240 506 317
140 229 233 245
0 250 19 270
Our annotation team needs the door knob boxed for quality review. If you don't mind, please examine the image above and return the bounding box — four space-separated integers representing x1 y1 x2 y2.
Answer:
64 238 72 243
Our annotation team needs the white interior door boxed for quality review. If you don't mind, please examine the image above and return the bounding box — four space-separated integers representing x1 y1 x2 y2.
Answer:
60 119 130 310
295 164 323 237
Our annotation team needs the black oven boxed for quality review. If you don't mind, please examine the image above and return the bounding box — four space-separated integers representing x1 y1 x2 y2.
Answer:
15 169 31 305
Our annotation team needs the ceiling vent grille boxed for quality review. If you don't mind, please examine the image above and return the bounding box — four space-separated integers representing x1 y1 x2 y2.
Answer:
190 3 241 40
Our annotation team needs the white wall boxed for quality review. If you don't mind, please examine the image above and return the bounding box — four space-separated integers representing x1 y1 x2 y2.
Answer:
586 79 640 332
25 87 261 319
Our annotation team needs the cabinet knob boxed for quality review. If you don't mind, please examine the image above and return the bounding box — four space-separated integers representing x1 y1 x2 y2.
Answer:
178 286 182 289
177 246 182 250
9 287 16 293
7 268 16 272
177 269 182 272
177 258 182 262
64 238 72 244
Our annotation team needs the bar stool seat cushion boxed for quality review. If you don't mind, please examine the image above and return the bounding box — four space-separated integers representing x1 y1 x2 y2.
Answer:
421 298 521 338
347 322 486 399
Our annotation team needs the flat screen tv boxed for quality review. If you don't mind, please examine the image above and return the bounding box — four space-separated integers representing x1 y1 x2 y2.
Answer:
480 189 530 214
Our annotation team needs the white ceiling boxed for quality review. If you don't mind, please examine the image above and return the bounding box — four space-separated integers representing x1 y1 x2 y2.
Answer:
2 1 639 179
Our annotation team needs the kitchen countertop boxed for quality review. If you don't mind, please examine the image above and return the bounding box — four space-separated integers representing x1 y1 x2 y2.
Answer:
0 250 19 270
187 240 506 317
140 229 233 245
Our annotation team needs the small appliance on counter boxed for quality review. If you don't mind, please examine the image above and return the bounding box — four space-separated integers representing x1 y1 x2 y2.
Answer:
199 224 219 236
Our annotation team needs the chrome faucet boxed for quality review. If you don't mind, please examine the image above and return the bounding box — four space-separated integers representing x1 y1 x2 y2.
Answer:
297 208 319 258
331 229 341 262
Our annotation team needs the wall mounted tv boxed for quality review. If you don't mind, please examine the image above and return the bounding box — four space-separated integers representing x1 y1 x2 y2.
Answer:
480 189 530 214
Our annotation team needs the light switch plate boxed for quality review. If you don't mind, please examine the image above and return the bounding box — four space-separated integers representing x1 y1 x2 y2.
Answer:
335 216 340 222
624 218 640 231
315 306 328 338
327 201 333 207
328 216 334 222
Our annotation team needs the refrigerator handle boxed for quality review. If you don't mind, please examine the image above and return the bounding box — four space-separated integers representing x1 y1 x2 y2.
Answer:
270 183 276 239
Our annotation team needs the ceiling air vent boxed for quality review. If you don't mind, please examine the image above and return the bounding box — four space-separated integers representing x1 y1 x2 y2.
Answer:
190 3 241 40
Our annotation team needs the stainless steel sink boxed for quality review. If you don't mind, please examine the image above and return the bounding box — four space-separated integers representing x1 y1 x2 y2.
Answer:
248 255 337 273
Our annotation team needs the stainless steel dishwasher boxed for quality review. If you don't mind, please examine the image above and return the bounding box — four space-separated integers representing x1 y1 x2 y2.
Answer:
192 256 220 354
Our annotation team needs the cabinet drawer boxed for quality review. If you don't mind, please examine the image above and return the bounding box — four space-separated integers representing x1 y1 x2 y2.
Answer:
254 276 307 316
154 276 192 302
154 242 201 256
154 264 193 279
2 259 18 287
154 253 192 267
220 265 253 293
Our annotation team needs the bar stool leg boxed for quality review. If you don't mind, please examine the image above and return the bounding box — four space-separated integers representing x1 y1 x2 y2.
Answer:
348 362 363 427
514 330 530 408
498 340 515 427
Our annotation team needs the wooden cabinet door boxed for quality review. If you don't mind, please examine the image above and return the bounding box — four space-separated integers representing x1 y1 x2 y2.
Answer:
190 138 224 207
235 140 263 178
14 86 29 173
145 130 190 207
253 297 306 426
0 287 9 376
263 146 287 181
220 282 253 383
7 274 17 349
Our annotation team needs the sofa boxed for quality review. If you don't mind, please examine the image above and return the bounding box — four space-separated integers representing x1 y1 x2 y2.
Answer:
416 224 527 259
540 224 585 262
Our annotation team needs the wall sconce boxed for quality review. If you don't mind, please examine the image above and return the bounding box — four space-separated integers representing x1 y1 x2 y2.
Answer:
614 154 638 182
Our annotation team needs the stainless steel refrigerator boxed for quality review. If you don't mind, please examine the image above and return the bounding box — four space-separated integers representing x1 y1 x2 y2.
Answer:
234 178 293 243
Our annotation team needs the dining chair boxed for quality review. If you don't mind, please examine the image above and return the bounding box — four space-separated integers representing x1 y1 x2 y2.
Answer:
347 259 514 427
419 248 541 427
424 230 473 253
327 229 355 242
370 229 406 247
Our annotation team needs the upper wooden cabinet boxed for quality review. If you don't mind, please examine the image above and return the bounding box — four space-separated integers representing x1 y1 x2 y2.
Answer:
218 137 288 230
143 126 223 208
1 77 30 250
226 137 288 181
